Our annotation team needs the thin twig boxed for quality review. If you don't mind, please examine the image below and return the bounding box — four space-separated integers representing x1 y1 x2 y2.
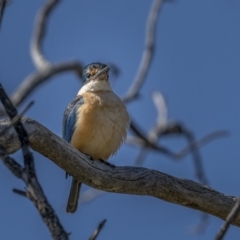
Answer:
31 0 60 69
128 120 228 161
80 189 105 204
122 0 164 103
89 219 107 240
177 130 229 158
191 213 209 234
134 148 149 166
0 0 7 31
133 90 211 231
13 188 28 198
0 100 34 136
215 197 240 240
129 120 176 157
0 145 23 178
0 84 35 173
148 91 168 141
180 129 209 185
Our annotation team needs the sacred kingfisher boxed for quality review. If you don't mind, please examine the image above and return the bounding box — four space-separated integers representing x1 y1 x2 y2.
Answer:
62 62 129 213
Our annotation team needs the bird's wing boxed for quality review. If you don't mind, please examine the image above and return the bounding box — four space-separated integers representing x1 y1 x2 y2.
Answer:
62 95 84 143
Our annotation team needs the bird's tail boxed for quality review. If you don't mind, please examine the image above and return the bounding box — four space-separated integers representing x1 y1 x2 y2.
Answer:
66 178 82 213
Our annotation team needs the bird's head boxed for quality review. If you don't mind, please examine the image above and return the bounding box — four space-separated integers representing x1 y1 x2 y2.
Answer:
78 62 111 94
82 62 109 84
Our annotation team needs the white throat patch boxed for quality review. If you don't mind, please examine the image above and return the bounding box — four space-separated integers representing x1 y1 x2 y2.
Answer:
78 80 113 95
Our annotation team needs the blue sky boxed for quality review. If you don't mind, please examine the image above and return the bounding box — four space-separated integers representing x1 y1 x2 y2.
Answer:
1 0 240 239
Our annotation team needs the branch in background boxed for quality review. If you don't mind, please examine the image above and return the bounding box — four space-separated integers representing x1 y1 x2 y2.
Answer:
215 197 240 240
129 91 228 181
80 188 105 204
134 148 149 167
0 84 69 240
189 213 209 234
0 100 34 136
122 0 164 103
0 84 35 173
89 219 107 240
148 91 168 141
0 61 83 117
129 120 177 157
0 0 7 31
0 117 239 227
128 122 228 161
129 90 229 232
147 91 207 184
0 0 83 117
31 0 60 69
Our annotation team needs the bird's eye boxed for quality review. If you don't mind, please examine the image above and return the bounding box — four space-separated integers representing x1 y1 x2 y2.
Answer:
86 73 91 78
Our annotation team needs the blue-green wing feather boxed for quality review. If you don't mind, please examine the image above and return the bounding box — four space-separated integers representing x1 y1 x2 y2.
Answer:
62 96 84 143
63 96 84 179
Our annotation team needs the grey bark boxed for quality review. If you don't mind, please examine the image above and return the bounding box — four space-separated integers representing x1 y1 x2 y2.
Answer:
0 117 238 226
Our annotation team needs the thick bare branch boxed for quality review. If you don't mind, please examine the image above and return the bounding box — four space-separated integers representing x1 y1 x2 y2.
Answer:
0 117 239 227
122 0 163 103
31 0 60 69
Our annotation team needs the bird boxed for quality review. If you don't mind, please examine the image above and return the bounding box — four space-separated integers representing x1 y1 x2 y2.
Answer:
62 62 130 213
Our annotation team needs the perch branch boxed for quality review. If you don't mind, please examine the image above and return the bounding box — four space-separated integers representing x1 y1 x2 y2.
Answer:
0 117 239 227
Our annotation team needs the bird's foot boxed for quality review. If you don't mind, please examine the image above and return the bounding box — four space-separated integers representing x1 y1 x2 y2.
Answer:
99 159 116 168
85 154 94 161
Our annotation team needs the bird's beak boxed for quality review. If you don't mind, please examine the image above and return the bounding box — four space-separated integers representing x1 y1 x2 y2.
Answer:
92 66 109 80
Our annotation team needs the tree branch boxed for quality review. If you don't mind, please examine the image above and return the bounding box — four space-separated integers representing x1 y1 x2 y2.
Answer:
0 0 7 31
31 0 60 69
89 219 107 240
122 0 163 103
0 0 83 117
0 61 82 116
215 197 240 240
127 121 228 161
0 117 239 227
0 84 69 240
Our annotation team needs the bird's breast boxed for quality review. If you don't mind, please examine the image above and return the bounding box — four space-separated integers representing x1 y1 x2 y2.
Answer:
70 91 129 160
